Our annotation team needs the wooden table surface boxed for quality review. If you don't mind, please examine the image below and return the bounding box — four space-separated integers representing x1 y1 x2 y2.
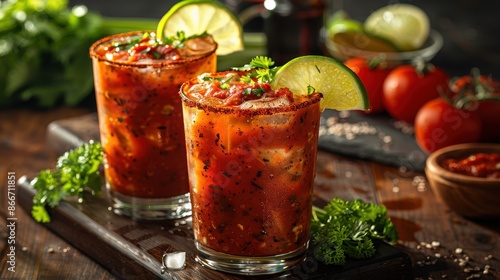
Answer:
0 106 499 280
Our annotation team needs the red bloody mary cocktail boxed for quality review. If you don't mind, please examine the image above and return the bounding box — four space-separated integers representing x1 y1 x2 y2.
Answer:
180 70 322 274
90 31 217 220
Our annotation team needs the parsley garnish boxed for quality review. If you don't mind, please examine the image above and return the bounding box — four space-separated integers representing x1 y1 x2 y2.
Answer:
243 87 265 97
162 31 209 49
233 56 280 84
113 31 209 59
30 141 103 223
310 198 398 266
221 75 236 89
240 75 254 85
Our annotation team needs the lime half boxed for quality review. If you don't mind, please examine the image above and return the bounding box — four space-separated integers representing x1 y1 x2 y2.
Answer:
364 4 430 51
272 56 369 111
157 0 244 55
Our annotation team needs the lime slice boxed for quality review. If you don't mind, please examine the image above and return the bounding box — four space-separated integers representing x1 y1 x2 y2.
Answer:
157 0 244 55
364 4 430 51
272 56 369 111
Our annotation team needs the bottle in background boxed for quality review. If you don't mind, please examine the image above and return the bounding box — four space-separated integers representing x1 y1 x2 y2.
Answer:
222 0 265 32
263 0 326 65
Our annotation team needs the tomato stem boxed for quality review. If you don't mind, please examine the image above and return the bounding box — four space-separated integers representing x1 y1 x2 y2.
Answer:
367 56 385 70
413 58 433 77
452 68 500 109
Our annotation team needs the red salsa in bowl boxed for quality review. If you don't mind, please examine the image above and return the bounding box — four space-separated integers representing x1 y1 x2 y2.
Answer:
425 143 500 219
441 153 500 179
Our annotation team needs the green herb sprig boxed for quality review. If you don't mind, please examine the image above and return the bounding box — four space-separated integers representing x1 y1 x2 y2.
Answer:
310 198 398 266
31 141 103 223
233 56 280 84
162 30 209 49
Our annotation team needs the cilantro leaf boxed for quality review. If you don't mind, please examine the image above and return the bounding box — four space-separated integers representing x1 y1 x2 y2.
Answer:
30 141 103 223
249 56 275 69
310 198 398 265
31 205 51 224
162 31 209 49
232 56 281 87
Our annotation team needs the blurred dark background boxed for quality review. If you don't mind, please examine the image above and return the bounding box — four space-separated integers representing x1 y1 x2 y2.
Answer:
68 0 499 79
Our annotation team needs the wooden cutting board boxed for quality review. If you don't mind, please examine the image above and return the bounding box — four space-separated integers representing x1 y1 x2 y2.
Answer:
18 113 413 279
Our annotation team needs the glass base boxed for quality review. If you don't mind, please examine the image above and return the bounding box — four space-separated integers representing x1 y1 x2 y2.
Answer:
195 241 308 275
108 188 192 220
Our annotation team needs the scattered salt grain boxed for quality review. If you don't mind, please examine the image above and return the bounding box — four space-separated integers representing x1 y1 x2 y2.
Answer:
412 241 496 279
319 116 377 140
393 120 414 135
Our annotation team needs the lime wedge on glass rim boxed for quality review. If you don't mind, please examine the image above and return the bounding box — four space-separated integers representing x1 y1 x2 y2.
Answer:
156 0 244 55
271 56 369 111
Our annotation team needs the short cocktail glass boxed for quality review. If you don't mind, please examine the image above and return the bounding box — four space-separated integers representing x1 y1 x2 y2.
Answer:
89 31 217 220
179 71 322 274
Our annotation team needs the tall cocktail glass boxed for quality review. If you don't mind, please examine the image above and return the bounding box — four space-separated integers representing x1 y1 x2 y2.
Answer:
180 70 322 274
90 31 217 220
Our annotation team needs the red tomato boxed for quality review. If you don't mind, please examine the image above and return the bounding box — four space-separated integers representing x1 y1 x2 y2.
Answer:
450 75 500 142
344 57 392 114
382 65 450 124
415 98 482 153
